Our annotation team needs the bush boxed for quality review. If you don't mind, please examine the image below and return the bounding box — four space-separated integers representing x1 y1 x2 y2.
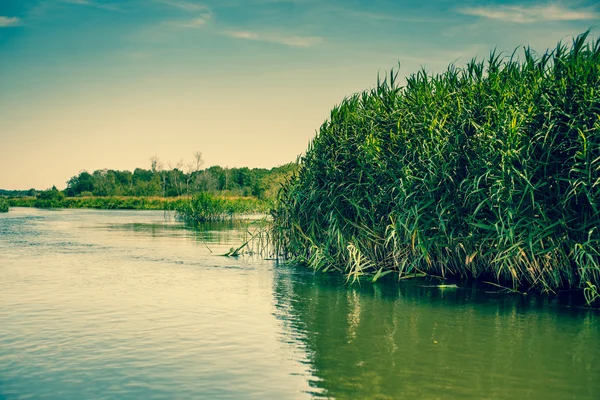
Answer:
0 198 8 213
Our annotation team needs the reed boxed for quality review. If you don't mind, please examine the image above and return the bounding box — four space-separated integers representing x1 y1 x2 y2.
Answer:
174 192 270 223
272 32 600 303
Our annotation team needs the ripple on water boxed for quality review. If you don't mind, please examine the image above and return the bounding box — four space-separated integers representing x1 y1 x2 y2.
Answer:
0 209 315 399
1 208 599 400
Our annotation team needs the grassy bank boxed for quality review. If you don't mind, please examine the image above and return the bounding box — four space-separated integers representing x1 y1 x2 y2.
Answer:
7 196 182 210
0 198 8 213
272 32 600 304
6 193 270 221
174 192 270 222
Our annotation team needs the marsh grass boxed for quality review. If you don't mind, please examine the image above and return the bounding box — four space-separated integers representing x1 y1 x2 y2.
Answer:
272 32 600 303
174 192 270 223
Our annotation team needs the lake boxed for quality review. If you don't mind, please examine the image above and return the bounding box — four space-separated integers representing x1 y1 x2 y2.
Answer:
1 208 599 399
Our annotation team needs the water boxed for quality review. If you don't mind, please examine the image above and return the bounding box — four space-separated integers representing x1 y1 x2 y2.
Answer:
1 208 599 399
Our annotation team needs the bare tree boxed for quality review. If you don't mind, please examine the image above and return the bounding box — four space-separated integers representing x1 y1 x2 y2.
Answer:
150 155 163 174
167 159 185 197
194 151 204 171
184 151 205 195
150 155 165 196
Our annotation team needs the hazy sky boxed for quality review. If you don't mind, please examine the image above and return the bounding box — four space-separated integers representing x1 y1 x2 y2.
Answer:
0 0 598 189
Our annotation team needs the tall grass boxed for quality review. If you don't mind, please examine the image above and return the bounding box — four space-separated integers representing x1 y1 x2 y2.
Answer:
272 32 600 303
174 192 270 223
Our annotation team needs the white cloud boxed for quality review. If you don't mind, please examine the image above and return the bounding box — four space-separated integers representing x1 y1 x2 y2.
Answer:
341 10 443 24
62 0 121 11
224 30 322 47
0 16 21 27
157 0 209 12
229 30 260 40
172 15 211 28
157 1 212 28
458 4 599 23
63 0 92 4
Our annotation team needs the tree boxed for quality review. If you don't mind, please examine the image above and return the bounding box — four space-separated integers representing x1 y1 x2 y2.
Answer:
184 151 205 195
167 159 185 196
65 171 94 196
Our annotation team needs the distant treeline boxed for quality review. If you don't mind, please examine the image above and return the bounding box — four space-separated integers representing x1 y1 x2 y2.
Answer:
64 163 296 200
0 154 293 215
1 155 296 201
0 189 36 197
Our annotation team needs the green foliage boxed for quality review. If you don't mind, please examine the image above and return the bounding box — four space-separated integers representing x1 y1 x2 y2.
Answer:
35 186 66 208
0 189 35 197
0 198 9 213
63 163 296 200
174 192 270 223
273 32 600 303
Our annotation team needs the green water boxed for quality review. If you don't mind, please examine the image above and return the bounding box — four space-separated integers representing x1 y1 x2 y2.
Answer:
1 208 598 399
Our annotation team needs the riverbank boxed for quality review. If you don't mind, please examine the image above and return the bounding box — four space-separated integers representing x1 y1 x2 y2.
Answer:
6 196 180 210
5 194 271 219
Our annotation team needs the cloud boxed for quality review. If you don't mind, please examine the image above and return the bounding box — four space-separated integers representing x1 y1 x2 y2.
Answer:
338 9 444 24
62 0 122 11
0 16 21 27
228 31 259 40
157 0 209 12
172 15 211 28
224 30 322 47
157 1 212 28
63 0 92 4
457 3 600 23
166 6 212 28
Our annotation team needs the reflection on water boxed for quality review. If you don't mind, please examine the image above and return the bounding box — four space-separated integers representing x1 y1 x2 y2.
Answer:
102 217 258 246
1 208 599 399
273 270 600 400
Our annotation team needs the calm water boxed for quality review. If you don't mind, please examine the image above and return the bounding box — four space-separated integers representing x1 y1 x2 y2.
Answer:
1 208 599 399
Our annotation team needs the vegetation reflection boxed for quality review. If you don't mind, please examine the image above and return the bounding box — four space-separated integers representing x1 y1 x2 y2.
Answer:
273 269 600 399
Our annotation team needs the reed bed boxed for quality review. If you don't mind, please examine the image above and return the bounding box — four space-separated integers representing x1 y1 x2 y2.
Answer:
174 192 270 223
272 32 600 303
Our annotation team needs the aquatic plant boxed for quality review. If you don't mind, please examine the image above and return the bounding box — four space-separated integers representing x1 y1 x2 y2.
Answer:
272 32 600 303
174 192 270 223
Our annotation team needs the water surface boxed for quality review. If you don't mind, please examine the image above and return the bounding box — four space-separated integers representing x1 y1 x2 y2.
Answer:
1 208 598 399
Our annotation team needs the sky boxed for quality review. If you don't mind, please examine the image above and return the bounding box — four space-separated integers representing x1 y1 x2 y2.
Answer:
0 0 598 190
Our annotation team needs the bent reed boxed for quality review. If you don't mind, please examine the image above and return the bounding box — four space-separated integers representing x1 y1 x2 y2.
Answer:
272 32 600 304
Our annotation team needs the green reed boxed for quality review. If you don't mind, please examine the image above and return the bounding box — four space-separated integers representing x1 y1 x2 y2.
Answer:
272 31 600 303
174 192 270 223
